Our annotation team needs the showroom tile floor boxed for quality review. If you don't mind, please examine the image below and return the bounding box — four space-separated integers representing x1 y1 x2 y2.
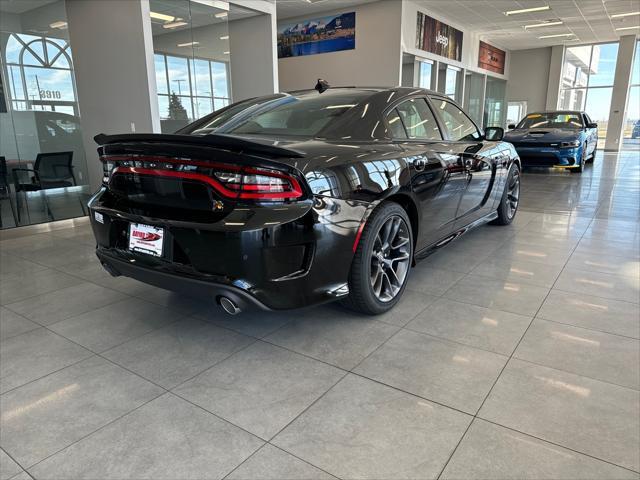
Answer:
0 150 638 480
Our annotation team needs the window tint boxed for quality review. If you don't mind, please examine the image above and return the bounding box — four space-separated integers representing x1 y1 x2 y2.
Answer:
395 98 441 140
434 98 481 141
185 91 371 137
386 109 407 138
516 112 584 130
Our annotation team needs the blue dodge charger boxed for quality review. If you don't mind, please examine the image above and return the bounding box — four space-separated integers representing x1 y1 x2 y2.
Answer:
504 110 598 173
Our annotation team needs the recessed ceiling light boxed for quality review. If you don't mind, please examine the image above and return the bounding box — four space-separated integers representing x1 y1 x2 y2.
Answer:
215 12 228 18
223 51 230 54
49 21 68 29
163 21 189 29
177 41 200 47
191 0 229 9
538 33 574 38
524 20 563 29
504 5 550 16
220 35 229 40
611 11 640 18
150 11 175 22
616 25 640 31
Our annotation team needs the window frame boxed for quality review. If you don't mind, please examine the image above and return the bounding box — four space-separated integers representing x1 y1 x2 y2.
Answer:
154 51 231 122
382 95 444 142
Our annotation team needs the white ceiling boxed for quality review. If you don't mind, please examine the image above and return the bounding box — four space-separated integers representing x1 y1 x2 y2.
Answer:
275 0 379 20
275 0 639 50
418 0 640 50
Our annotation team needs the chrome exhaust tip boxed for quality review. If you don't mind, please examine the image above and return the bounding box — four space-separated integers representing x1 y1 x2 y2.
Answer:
219 296 241 315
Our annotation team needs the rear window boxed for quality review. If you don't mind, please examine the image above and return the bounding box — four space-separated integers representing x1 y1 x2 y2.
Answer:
185 91 372 137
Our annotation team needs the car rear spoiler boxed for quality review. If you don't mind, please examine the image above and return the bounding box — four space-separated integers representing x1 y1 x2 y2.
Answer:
94 133 305 159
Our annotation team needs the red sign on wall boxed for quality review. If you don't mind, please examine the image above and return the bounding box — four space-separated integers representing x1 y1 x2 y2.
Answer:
478 41 506 74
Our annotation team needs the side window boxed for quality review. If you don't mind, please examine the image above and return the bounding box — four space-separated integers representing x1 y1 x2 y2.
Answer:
433 98 481 141
386 109 407 139
395 98 442 140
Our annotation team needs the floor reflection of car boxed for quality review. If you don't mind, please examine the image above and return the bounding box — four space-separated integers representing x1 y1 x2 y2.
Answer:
632 120 640 139
90 86 521 316
504 110 598 173
0 111 87 183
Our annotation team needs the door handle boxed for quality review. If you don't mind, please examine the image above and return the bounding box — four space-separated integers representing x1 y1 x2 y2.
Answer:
413 156 427 171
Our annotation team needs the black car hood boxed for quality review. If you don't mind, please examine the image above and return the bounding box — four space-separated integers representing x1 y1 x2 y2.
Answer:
504 128 581 143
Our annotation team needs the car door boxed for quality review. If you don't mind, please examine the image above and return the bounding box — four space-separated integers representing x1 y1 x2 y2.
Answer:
430 96 497 227
386 97 467 251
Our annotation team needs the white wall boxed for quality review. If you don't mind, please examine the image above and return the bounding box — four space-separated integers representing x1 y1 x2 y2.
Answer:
507 47 552 113
277 0 403 91
229 13 279 101
66 0 159 190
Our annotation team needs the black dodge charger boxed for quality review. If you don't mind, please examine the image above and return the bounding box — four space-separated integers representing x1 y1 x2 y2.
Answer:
89 86 521 315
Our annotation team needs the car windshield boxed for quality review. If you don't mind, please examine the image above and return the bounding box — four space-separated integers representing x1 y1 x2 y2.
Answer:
516 112 584 130
184 90 372 137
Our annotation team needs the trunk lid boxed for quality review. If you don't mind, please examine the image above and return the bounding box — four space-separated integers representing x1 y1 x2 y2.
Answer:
95 133 313 230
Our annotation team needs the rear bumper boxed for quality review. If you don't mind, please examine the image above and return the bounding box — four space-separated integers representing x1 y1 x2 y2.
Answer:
88 188 368 310
97 248 272 311
513 146 581 168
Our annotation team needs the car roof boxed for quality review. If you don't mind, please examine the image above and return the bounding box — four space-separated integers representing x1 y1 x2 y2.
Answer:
528 110 585 115
286 86 442 97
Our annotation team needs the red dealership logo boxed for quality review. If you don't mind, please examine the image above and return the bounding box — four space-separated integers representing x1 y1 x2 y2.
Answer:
131 230 161 242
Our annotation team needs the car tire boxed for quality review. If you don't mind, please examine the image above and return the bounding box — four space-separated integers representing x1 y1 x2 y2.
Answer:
342 202 413 315
587 141 597 163
492 163 520 226
571 144 586 173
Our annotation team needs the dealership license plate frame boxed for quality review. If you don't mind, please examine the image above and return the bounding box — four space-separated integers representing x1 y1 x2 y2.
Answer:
128 223 165 257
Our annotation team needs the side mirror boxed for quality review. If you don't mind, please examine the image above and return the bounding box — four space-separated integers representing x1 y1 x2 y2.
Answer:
484 126 504 141
507 124 516 130
587 122 598 129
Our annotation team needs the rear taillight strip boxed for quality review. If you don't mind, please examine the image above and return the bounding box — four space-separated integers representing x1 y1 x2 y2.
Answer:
110 166 303 200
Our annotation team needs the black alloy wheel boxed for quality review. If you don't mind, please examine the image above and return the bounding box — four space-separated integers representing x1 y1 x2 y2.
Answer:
343 202 413 314
492 163 521 225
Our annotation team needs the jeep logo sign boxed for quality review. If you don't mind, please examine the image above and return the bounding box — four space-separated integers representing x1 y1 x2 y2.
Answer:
416 12 463 62
435 32 449 48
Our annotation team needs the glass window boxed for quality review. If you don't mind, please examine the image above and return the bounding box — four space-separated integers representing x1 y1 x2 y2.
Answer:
150 0 236 132
186 91 371 137
632 41 640 86
419 61 432 89
484 76 507 128
154 54 168 94
192 59 211 97
212 62 228 98
464 71 484 126
395 98 441 140
623 41 640 146
386 109 407 138
559 42 619 139
584 87 612 136
435 98 481 141
1 29 89 229
588 43 619 87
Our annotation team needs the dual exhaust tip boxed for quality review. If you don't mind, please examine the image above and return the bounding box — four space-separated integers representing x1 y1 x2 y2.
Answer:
101 262 241 315
218 296 241 315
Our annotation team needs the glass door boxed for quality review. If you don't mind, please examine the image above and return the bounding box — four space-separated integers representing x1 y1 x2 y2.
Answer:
0 1 90 229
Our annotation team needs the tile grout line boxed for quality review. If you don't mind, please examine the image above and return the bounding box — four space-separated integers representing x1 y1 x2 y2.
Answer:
477 417 640 476
435 208 597 479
